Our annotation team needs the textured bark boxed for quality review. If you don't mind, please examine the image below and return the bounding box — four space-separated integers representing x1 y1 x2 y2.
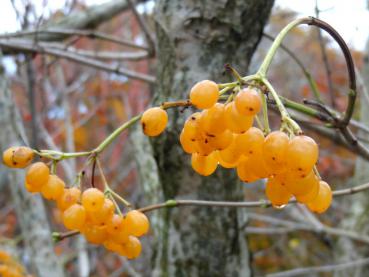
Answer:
152 1 274 276
0 65 64 276
334 39 369 277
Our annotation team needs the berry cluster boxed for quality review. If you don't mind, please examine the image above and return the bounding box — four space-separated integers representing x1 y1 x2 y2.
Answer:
0 250 31 277
179 80 332 213
3 147 149 259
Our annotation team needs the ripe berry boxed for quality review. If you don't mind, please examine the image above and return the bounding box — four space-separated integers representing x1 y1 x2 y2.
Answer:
104 239 123 252
124 210 150 237
89 198 115 226
235 127 264 158
2 146 34 168
207 129 233 151
265 177 292 206
183 113 202 141
284 170 319 196
191 152 218 176
295 177 320 204
237 160 259 183
199 103 227 135
286 135 319 174
189 80 219 109
234 88 262 116
180 130 198 154
141 107 168 137
224 102 253 134
218 136 243 164
83 225 108 244
307 181 332 213
41 175 65 200
63 204 86 230
121 236 142 259
195 137 215 156
81 188 105 212
25 162 50 189
107 214 125 235
216 151 240 168
245 154 272 179
57 187 81 211
263 131 289 174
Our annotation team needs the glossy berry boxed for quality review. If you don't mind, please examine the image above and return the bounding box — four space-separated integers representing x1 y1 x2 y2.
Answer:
141 107 168 137
25 162 50 189
81 188 105 212
286 135 319 174
189 80 219 109
191 152 218 176
218 137 242 165
224 102 253 134
183 112 202 141
122 236 142 259
180 130 198 154
41 175 65 200
57 187 81 211
199 103 227 135
307 181 332 213
63 204 86 230
235 127 264 158
237 160 259 183
295 177 320 204
263 131 289 174
285 170 319 196
216 151 240 168
107 214 125 235
2 146 34 168
83 225 108 245
207 129 233 151
124 210 150 237
246 154 272 179
265 177 292 207
89 198 115 226
195 137 214 156
234 88 262 116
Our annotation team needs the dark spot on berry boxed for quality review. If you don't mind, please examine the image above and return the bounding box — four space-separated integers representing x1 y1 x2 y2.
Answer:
249 108 254 111
249 151 253 154
272 157 276 161
191 139 196 142
204 139 208 144
142 122 146 130
191 116 196 120
298 167 302 171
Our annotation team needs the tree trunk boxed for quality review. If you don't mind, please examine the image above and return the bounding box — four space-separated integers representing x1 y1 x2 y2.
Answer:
0 64 64 276
152 1 274 276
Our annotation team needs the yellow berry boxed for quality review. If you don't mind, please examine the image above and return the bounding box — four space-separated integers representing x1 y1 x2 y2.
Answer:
25 162 50 190
237 160 259 183
307 181 332 213
63 204 86 230
57 187 81 211
234 88 262 116
121 236 142 259
3 146 34 168
141 107 168 137
207 130 234 151
235 127 264 158
83 225 108 245
199 103 227 135
124 210 150 237
191 152 218 176
224 102 253 133
81 188 105 212
263 131 289 174
41 175 65 200
265 176 292 206
189 80 219 109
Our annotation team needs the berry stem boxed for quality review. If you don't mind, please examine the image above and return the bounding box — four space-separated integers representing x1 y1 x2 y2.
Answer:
257 17 311 77
96 158 131 209
52 231 79 242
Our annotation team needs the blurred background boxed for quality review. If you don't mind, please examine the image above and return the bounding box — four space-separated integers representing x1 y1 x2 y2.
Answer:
0 0 369 276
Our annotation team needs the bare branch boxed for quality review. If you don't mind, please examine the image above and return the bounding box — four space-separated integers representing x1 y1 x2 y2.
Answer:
265 257 369 277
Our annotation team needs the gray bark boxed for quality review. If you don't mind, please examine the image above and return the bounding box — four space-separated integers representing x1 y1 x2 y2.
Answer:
0 64 64 276
151 1 274 276
334 39 369 277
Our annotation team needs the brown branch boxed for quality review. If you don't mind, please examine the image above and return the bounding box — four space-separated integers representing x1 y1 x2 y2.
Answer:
137 180 369 214
0 39 155 83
